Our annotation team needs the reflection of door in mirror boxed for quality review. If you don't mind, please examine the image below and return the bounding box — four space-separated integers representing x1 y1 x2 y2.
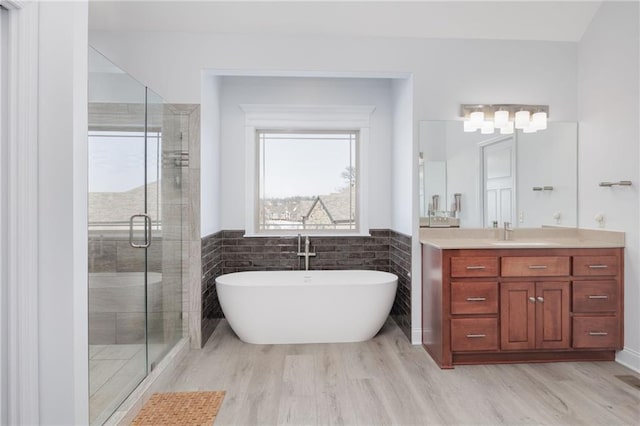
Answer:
481 137 516 227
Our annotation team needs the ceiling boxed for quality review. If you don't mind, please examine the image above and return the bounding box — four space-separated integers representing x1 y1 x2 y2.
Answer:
88 1 605 42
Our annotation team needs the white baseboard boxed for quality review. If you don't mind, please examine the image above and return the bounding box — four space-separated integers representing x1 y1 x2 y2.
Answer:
411 327 422 345
616 347 640 373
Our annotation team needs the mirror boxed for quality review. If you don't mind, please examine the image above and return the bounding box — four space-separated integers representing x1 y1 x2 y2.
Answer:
419 120 578 228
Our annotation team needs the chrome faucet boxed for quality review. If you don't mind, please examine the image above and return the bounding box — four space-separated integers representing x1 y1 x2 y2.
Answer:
297 234 316 270
503 222 513 241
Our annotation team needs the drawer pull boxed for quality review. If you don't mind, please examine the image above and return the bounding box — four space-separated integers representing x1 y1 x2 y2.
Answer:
588 265 609 269
466 266 486 270
588 295 609 299
466 297 487 302
588 331 609 336
466 334 486 338
528 265 548 270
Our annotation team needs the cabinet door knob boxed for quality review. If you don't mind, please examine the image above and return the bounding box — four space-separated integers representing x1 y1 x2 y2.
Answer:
537 296 544 302
528 297 536 303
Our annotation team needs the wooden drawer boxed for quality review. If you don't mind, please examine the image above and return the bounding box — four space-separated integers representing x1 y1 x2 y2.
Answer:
573 256 618 276
573 317 619 349
451 257 498 278
501 256 570 277
573 280 618 313
451 282 498 314
451 318 498 351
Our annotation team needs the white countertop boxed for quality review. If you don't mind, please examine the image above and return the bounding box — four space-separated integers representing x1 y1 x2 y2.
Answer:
420 227 625 249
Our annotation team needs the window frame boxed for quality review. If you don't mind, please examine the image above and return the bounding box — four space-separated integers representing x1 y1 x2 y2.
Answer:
255 129 359 233
241 104 375 236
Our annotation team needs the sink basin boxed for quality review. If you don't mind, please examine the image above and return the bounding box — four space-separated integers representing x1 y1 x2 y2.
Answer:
491 241 561 246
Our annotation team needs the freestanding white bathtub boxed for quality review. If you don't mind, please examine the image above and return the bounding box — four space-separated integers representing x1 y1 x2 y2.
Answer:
216 270 398 344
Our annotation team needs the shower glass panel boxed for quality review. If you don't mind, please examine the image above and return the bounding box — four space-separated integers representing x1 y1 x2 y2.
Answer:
88 47 183 425
146 89 184 369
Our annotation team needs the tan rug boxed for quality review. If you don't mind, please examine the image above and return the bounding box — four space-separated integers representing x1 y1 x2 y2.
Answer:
132 391 226 426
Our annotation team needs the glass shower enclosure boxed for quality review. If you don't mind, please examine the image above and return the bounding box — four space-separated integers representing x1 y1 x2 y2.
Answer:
87 47 184 425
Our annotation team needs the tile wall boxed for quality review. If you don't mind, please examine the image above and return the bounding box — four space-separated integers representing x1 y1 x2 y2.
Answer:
200 229 413 345
389 230 412 341
165 104 202 349
201 231 223 344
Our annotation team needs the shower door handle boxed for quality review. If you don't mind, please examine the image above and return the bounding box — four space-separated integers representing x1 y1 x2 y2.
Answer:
129 214 152 248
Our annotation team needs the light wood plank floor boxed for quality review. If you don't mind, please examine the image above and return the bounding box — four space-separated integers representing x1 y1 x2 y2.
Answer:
163 319 640 425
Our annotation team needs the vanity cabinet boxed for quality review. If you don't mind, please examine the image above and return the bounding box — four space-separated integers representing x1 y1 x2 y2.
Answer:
500 281 570 350
572 255 621 349
421 246 624 369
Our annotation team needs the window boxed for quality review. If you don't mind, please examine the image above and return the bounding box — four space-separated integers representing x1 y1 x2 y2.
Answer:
242 104 374 236
257 130 358 232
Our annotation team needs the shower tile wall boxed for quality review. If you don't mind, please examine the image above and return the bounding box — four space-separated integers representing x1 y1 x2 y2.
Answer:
88 236 164 346
200 229 413 345
156 103 189 358
163 104 201 349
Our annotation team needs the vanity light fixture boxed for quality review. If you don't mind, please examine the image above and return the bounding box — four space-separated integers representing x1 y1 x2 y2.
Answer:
461 104 549 134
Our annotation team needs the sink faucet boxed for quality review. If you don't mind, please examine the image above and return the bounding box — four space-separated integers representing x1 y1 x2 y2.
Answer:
297 234 316 270
503 222 513 241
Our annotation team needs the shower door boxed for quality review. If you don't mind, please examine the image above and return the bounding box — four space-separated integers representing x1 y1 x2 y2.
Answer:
88 47 183 425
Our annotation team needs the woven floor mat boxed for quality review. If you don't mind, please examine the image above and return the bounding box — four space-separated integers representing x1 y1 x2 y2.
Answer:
131 391 225 425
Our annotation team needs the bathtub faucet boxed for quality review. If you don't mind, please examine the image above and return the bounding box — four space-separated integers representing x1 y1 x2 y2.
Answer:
297 234 316 271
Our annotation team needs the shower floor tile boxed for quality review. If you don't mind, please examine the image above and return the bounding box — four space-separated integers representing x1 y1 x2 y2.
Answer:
89 345 108 359
89 344 146 426
92 344 143 360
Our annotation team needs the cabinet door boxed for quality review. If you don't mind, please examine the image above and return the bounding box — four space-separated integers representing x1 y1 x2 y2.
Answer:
500 282 536 350
535 281 571 349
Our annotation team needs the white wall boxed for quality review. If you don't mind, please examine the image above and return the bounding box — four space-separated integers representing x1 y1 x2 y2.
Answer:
0 6 7 424
88 32 579 122
517 123 578 227
578 1 640 371
217 76 393 231
200 74 221 236
38 1 89 423
88 71 146 104
391 77 414 236
442 121 487 227
5 2 92 421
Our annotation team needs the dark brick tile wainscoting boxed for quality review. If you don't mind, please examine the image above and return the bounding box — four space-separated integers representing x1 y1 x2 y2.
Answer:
201 231 223 343
389 231 412 341
200 229 412 344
